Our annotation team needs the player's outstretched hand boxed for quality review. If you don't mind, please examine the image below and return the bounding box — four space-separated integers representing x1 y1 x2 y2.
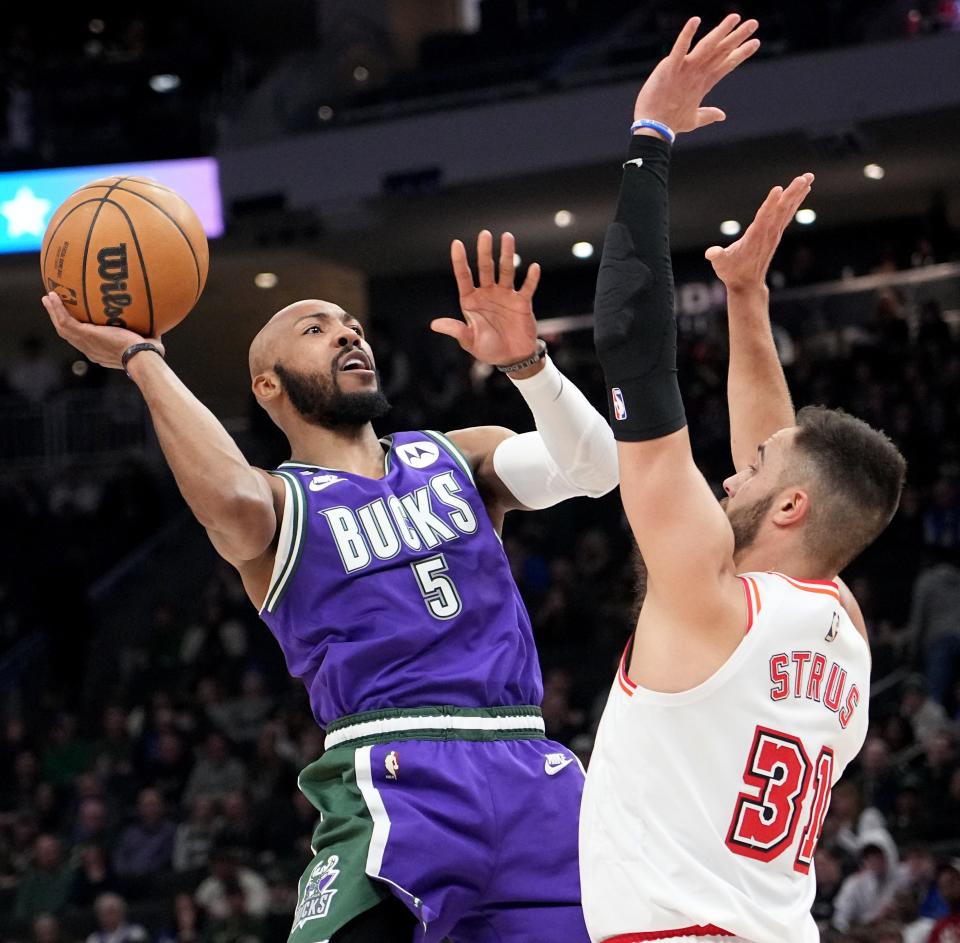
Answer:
431 230 541 366
633 14 760 136
42 291 164 370
705 173 814 293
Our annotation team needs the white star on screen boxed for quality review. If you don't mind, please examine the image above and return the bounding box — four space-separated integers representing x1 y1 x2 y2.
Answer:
1 186 52 238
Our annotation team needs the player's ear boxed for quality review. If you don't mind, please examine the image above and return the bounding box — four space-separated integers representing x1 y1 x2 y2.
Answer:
252 370 280 403
771 487 810 528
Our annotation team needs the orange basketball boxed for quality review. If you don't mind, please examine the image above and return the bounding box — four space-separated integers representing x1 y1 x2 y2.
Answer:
40 176 209 336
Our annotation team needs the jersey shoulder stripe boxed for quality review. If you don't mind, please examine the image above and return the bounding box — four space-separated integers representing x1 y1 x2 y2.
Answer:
423 430 475 484
261 469 307 614
770 571 841 603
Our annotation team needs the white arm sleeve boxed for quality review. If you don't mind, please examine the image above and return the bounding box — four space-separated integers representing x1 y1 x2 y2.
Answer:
492 355 619 510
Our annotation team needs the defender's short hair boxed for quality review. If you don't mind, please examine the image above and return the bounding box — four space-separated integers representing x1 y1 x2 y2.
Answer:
792 406 906 572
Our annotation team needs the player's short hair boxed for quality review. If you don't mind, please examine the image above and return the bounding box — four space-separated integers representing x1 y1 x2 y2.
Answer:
791 406 906 572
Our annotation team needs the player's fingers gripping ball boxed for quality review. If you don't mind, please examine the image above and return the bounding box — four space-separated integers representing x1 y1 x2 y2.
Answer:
40 176 209 336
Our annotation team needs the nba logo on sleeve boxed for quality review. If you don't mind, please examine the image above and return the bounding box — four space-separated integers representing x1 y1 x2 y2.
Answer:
612 388 628 421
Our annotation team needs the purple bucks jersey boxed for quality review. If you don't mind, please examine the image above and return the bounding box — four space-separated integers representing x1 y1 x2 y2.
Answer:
259 430 543 727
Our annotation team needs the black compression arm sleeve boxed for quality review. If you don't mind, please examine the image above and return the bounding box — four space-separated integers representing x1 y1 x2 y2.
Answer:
593 135 686 441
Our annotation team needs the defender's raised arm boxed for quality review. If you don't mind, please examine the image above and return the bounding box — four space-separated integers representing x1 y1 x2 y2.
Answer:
707 174 813 472
592 15 759 634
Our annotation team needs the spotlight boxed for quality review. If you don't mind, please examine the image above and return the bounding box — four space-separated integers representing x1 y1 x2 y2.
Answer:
149 74 181 93
254 273 278 289
863 163 885 180
720 220 742 237
795 208 817 225
572 241 594 259
554 210 573 228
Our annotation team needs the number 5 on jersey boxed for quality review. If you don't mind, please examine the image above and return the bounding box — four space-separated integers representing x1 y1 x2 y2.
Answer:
725 725 834 874
412 554 463 620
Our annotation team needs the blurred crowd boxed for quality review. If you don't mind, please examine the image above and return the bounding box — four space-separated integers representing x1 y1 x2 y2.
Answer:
2 226 960 942
4 0 954 168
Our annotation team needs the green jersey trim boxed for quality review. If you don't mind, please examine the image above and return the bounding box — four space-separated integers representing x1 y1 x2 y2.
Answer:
261 470 307 614
423 430 475 484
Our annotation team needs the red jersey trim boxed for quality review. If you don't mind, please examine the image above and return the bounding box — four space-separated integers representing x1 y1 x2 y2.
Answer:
771 571 841 603
618 640 637 696
739 576 754 634
603 925 734 941
746 576 762 614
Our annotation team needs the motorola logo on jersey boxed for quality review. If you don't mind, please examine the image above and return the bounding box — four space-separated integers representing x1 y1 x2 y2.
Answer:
321 470 479 572
396 441 440 469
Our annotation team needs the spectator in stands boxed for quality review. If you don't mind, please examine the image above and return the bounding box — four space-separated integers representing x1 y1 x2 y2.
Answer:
261 789 319 865
216 791 258 859
85 892 148 943
6 336 62 403
31 913 70 943
812 846 844 930
14 835 73 924
112 788 175 887
173 795 218 875
3 751 41 812
71 843 119 908
901 674 950 748
179 599 248 684
930 860 960 943
889 776 935 848
32 783 63 836
823 780 890 863
909 551 960 707
91 705 135 788
832 832 907 932
202 877 266 943
917 731 960 832
41 714 92 790
924 479 960 550
157 892 204 943
72 798 113 847
246 724 296 807
194 847 269 922
213 671 274 746
183 734 247 805
142 731 191 807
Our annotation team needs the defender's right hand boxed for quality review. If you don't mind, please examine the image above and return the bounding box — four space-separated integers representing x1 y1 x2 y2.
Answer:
43 291 164 370
705 173 814 293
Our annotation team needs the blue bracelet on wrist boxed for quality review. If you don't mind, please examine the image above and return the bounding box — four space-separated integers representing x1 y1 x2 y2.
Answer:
630 118 676 144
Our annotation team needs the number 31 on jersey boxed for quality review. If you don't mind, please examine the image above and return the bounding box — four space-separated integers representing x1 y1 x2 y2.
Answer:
725 725 834 874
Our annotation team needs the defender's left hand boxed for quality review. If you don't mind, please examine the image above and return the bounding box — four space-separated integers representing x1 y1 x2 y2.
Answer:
431 230 541 366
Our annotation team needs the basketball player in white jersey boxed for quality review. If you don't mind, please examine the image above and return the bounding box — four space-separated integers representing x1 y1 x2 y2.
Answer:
580 15 907 943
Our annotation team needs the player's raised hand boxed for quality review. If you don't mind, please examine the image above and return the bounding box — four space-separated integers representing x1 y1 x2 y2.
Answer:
705 173 814 292
633 14 760 135
431 230 541 366
42 290 164 369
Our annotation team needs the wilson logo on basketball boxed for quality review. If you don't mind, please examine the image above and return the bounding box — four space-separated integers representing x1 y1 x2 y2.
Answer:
97 243 133 327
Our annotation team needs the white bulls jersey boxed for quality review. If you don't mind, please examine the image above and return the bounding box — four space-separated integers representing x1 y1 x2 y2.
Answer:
580 571 870 943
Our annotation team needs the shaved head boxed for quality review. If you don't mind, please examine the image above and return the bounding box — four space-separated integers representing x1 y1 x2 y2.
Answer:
249 299 347 379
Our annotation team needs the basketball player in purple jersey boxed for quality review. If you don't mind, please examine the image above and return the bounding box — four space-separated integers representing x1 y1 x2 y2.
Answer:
43 229 618 942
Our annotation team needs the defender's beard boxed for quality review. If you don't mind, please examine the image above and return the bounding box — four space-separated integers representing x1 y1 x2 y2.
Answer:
726 489 776 555
274 362 391 429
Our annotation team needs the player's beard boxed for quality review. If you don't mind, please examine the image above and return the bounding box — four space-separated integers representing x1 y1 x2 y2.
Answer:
274 362 391 429
725 489 777 554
